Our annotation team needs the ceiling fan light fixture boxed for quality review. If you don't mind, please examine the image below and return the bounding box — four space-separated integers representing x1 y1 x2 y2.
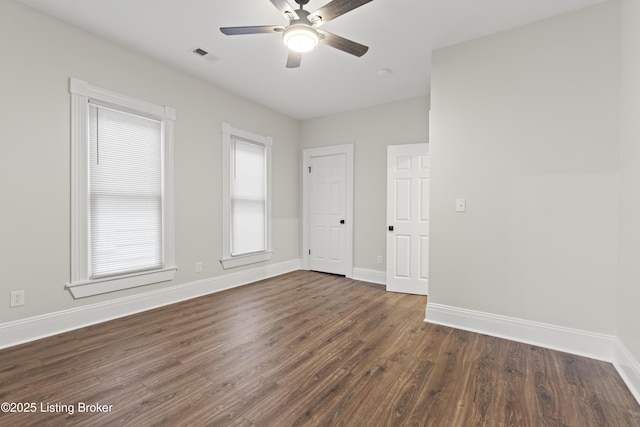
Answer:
283 25 319 53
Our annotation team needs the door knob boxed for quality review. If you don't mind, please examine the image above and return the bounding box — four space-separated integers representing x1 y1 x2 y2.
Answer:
388 226 394 231
340 219 345 224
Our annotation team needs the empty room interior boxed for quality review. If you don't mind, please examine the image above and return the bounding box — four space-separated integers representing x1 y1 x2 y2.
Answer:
1 0 640 425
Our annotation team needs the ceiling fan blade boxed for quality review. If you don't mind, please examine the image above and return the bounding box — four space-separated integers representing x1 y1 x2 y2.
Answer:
220 25 285 35
310 0 373 26
318 30 368 57
268 0 299 20
286 50 302 68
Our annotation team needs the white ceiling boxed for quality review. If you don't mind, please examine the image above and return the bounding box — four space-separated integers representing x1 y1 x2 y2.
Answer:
18 0 605 120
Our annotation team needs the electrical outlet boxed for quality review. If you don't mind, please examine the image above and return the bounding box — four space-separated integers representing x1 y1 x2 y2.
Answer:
10 290 25 307
195 262 203 273
377 255 383 264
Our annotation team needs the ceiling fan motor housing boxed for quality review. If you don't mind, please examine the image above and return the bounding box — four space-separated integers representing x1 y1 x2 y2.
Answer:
283 9 320 52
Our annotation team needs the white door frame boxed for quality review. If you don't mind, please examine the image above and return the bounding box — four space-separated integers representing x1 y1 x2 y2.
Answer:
302 144 354 277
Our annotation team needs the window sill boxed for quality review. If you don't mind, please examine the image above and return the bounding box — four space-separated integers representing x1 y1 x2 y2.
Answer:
66 267 177 298
220 251 273 269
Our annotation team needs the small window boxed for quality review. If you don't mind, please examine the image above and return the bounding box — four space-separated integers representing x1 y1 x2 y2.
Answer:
68 78 176 298
221 123 272 269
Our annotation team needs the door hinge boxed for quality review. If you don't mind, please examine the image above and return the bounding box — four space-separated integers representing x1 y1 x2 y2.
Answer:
309 249 311 255
308 166 311 173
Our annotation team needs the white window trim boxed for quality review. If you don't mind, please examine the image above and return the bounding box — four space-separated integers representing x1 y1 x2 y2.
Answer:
220 122 273 269
68 78 177 298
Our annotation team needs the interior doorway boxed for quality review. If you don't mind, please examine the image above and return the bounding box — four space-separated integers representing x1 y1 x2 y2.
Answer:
303 144 353 277
386 143 429 295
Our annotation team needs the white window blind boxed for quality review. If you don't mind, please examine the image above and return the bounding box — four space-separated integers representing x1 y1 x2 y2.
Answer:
220 122 272 269
89 103 164 278
231 139 266 255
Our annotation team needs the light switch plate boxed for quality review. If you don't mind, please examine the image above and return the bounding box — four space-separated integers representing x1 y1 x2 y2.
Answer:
456 198 466 213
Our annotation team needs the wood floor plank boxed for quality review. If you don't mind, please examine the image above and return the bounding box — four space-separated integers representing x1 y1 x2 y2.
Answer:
0 270 638 426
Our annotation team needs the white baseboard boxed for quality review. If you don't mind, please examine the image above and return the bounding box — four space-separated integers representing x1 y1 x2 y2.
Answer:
424 302 615 361
425 302 640 405
352 267 386 285
613 338 640 404
0 259 302 350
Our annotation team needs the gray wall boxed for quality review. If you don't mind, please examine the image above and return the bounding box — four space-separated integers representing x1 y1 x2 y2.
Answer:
428 1 620 334
0 1 300 323
301 97 430 272
618 0 640 363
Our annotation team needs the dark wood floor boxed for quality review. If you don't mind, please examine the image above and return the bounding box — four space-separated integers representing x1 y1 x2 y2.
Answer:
1 271 638 426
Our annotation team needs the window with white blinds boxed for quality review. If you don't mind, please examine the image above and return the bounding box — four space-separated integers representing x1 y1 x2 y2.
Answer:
231 139 266 255
68 78 176 298
221 123 272 269
89 103 164 278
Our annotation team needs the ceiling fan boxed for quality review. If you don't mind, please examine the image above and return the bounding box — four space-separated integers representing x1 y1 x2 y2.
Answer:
220 0 373 68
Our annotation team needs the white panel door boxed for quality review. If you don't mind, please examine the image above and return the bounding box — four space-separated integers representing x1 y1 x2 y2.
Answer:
309 154 347 275
386 144 429 295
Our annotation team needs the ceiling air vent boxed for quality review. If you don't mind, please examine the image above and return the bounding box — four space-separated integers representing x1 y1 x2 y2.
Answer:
190 46 218 63
192 47 209 57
